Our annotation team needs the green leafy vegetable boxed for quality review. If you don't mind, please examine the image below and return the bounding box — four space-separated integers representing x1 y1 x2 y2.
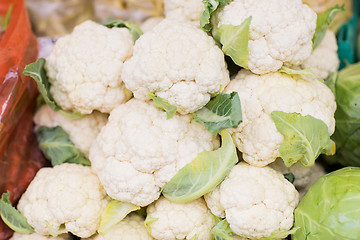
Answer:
292 167 360 240
194 92 242 135
261 227 300 239
144 213 158 235
200 0 231 32
98 200 140 234
147 93 177 119
36 126 91 166
102 18 143 41
278 66 319 81
271 111 331 167
313 5 345 50
162 130 238 203
0 191 34 234
211 219 234 240
284 173 295 184
324 71 337 94
3 4 13 30
214 17 252 69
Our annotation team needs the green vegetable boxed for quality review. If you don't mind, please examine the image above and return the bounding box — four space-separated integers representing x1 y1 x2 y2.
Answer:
312 5 345 50
98 200 140 234
194 92 242 135
325 71 337 94
200 0 230 32
36 126 91 166
162 130 238 203
0 191 35 234
211 219 234 240
147 93 177 119
284 173 295 184
278 66 319 81
292 167 360 240
214 17 251 69
271 111 331 167
144 213 158 235
102 18 143 41
3 4 13 30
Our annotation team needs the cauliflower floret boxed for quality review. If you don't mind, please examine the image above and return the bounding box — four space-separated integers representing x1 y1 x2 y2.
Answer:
83 214 153 240
224 70 336 166
34 105 108 157
122 19 230 114
10 233 71 240
141 17 164 33
164 0 204 23
89 99 219 206
45 20 133 114
146 197 215 240
205 162 299 239
301 30 340 80
212 0 317 74
17 164 109 238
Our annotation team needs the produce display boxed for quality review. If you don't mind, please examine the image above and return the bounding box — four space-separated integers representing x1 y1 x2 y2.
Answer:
0 0 360 240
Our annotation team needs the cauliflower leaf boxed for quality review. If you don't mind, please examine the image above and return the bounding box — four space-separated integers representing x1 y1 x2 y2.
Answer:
278 66 319 81
214 17 252 69
144 213 158 235
36 126 91 166
147 93 177 119
261 227 300 240
271 111 332 167
200 0 231 32
102 18 143 41
0 191 35 234
98 200 140 235
162 130 238 203
194 92 242 134
211 219 234 240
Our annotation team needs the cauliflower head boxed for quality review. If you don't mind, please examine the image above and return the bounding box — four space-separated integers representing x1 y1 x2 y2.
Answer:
89 99 219 206
141 17 164 33
17 164 109 238
146 197 215 240
34 105 108 157
83 214 153 240
205 162 299 239
212 0 317 74
45 20 133 114
10 233 71 240
164 0 204 23
122 19 230 114
224 70 336 166
301 30 340 80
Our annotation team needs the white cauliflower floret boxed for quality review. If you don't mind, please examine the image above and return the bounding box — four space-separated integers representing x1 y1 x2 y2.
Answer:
45 20 133 114
89 99 219 206
164 0 204 23
146 197 215 240
17 164 109 238
34 105 108 157
10 233 71 240
205 162 299 239
212 0 317 74
301 30 340 79
83 214 153 240
141 17 164 32
224 70 336 166
122 19 230 114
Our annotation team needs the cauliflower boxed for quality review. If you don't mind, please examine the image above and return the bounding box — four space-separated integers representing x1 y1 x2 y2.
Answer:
10 233 71 240
121 19 230 114
34 105 108 157
140 17 164 32
300 30 340 80
204 162 299 239
17 164 109 238
83 214 153 240
45 20 133 114
211 0 317 74
164 0 204 23
89 99 219 206
224 70 336 166
146 197 215 240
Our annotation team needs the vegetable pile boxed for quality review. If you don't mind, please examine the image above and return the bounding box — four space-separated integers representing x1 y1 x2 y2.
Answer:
1 0 360 240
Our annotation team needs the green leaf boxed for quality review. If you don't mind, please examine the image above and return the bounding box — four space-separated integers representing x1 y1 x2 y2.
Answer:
278 66 320 81
194 92 242 135
214 17 251 69
45 221 67 237
58 110 85 120
102 18 143 41
162 130 238 203
261 226 300 239
271 111 332 167
3 4 13 30
284 173 295 184
313 5 345 50
324 71 337 95
23 58 60 112
211 219 234 240
0 191 34 234
98 200 140 234
35 126 91 166
200 0 231 32
147 93 177 119
144 213 158 235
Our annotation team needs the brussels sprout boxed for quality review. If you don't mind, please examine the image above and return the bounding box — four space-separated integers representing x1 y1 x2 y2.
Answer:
292 167 360 240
